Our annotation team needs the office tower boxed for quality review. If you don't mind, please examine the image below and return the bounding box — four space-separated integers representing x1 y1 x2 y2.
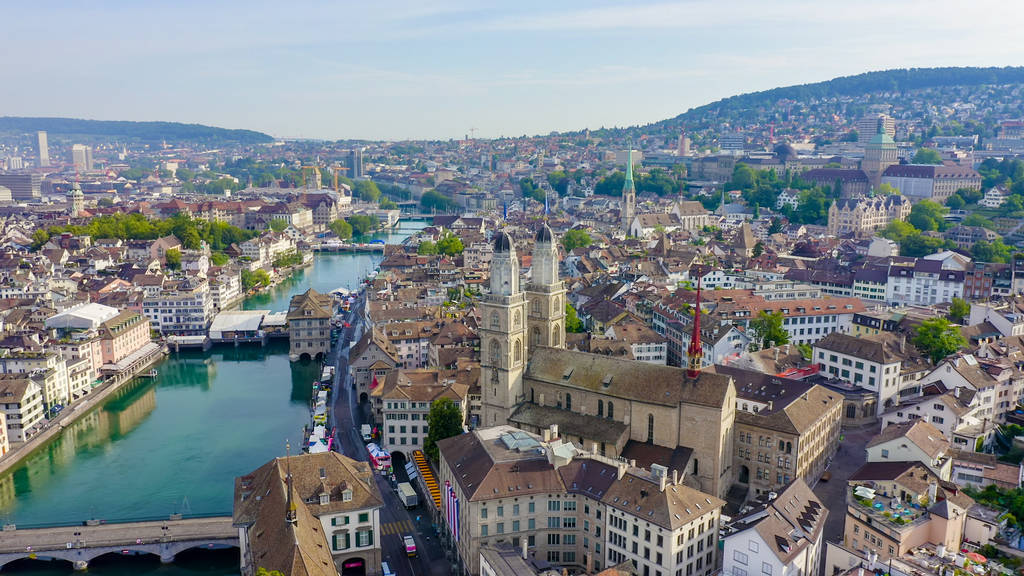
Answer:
37 131 50 167
349 148 363 179
0 174 42 200
677 131 691 156
6 157 24 170
857 114 895 145
72 144 94 171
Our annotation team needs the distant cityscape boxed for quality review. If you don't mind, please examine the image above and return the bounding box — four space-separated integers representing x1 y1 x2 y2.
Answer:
1 66 1024 576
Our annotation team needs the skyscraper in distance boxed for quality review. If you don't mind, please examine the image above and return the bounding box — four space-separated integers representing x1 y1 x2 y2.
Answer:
349 148 364 179
37 131 50 167
72 144 94 171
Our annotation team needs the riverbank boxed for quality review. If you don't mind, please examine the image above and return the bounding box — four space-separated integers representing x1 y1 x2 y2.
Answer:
0 346 166 480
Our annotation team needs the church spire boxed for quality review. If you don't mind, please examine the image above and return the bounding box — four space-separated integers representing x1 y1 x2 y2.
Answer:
686 278 704 379
621 142 636 235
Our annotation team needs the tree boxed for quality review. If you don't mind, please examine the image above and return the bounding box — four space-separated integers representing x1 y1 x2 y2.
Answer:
752 241 764 258
949 297 970 324
960 213 995 230
241 269 271 290
268 219 288 233
379 197 398 210
256 568 285 576
519 177 545 202
353 180 382 203
30 229 49 250
562 229 592 251
880 220 918 243
767 217 784 235
210 252 230 266
565 302 584 333
424 397 463 462
420 190 458 212
972 239 1013 263
346 214 379 237
945 194 965 210
748 311 789 350
912 148 943 165
417 240 438 255
907 200 948 232
913 317 967 364
875 182 899 196
328 219 352 240
436 232 464 256
164 248 181 270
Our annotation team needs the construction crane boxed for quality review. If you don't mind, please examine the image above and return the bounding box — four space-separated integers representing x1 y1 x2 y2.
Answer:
330 164 349 193
468 127 478 140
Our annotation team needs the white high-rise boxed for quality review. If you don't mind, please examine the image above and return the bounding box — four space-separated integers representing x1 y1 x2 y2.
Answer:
71 144 94 171
37 131 50 167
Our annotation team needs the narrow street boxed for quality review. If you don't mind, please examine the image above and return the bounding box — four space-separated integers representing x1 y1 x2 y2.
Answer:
329 292 448 575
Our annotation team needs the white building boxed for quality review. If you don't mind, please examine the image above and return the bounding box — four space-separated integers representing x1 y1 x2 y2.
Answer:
0 350 72 410
812 332 910 414
865 420 952 481
0 375 45 442
885 260 965 307
979 186 1009 208
142 276 215 335
722 480 827 576
776 189 801 210
377 369 470 455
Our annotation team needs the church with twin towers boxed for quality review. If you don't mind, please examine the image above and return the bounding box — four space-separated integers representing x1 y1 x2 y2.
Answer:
478 224 741 500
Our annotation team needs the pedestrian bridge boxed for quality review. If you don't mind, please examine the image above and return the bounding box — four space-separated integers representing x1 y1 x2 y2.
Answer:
0 516 238 571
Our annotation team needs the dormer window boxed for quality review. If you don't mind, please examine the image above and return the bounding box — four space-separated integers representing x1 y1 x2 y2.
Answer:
343 489 353 502
319 493 329 505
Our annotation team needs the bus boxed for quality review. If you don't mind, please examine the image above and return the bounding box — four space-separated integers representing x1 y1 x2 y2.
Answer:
366 443 391 473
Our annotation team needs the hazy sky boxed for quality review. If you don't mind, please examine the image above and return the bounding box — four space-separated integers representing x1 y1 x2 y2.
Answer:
4 1 1022 141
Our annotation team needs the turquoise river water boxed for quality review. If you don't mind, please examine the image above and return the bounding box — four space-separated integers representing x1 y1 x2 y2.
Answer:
0 222 423 575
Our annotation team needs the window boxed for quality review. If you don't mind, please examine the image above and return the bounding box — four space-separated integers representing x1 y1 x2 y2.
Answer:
497 505 504 517
880 449 889 458
598 400 604 417
608 402 614 419
564 501 577 511
762 562 772 575
481 525 488 537
748 540 758 552
648 414 655 444
548 533 561 545
358 512 369 523
513 520 520 532
549 501 561 511
566 393 572 411
733 551 748 565
548 517 560 528
529 502 535 513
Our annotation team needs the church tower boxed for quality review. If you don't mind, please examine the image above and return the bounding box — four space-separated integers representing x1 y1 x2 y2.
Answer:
480 231 529 427
621 147 636 235
526 224 566 350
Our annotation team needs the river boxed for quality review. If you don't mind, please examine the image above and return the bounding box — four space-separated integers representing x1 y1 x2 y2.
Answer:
0 221 424 575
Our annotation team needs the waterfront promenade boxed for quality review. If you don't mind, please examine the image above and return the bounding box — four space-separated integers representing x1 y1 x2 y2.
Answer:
0 344 166 477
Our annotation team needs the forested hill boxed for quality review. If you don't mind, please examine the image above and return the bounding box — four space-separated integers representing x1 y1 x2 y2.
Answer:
0 116 274 146
652 66 1024 133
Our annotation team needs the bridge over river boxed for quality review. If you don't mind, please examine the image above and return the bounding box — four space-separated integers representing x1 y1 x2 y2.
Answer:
0 516 238 571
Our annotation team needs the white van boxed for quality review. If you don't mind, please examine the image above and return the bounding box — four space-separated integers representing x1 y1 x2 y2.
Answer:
381 561 395 576
360 424 372 443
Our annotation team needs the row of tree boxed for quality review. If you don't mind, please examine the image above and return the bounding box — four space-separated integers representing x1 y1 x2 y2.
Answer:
33 213 254 252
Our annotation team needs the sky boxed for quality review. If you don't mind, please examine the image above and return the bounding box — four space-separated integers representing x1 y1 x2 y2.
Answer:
4 1 1023 141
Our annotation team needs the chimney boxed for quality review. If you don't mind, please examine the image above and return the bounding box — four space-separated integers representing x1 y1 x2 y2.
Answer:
785 343 791 355
868 551 878 571
928 482 938 504
617 462 627 480
543 428 552 442
550 424 559 440
774 347 779 362
659 472 668 492
672 469 680 485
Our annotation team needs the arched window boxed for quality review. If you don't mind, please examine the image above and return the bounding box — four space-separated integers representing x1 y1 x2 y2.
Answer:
490 312 500 329
786 441 792 454
514 339 522 364
531 327 541 346
553 296 560 314
489 338 501 365
565 393 572 411
607 401 614 420
552 324 560 346
513 310 521 329
647 414 655 444
530 388 535 403
532 299 541 314
597 399 604 417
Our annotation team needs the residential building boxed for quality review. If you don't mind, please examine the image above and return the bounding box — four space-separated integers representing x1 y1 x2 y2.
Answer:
978 186 1009 208
843 462 974 564
0 374 44 442
827 195 910 237
950 450 1022 491
879 388 985 452
865 420 952 481
287 288 332 362
143 276 215 335
233 451 384 576
350 327 400 404
0 350 72 411
943 225 998 251
813 332 914 415
376 368 471 455
437 425 725 576
98 311 152 365
857 114 895 145
722 480 828 576
885 260 964 307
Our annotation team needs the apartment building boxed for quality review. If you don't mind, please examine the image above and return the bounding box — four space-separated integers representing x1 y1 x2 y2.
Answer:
437 425 725 576
376 368 472 455
287 288 332 362
718 297 865 346
722 480 828 576
916 353 1023 428
98 311 151 365
143 276 215 335
350 327 400 404
233 451 384 576
719 367 843 496
865 420 952 481
879 388 986 453
0 374 45 442
813 333 916 415
381 320 437 369
885 260 964 307
0 350 72 410
604 322 668 365
843 462 973 564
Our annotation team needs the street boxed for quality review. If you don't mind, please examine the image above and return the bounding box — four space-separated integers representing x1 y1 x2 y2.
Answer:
328 293 448 576
813 424 876 551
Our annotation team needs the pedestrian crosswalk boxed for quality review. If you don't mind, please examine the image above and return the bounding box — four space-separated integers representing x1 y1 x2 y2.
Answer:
381 519 414 535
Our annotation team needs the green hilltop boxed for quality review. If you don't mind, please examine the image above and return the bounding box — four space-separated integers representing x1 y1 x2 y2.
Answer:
0 116 274 146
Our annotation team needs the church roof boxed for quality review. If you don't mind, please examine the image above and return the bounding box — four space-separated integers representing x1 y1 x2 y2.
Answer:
525 347 732 408
509 403 629 444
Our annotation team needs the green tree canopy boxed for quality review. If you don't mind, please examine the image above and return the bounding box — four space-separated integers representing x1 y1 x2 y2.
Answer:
913 317 967 364
328 219 353 240
948 297 970 324
354 180 382 203
164 248 181 270
417 240 437 255
562 229 592 251
268 219 288 233
241 268 271 290
420 190 458 212
972 239 1013 263
210 252 230 266
346 214 379 237
748 311 790 350
436 232 464 256
945 194 965 210
907 200 948 232
520 177 545 202
424 397 464 462
911 148 943 164
565 302 584 333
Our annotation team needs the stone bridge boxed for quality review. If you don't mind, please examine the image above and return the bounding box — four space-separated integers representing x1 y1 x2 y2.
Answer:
0 516 238 571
